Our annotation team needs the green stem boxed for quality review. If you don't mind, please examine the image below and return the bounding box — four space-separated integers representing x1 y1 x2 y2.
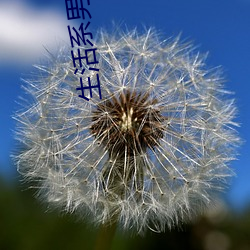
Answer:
94 221 117 250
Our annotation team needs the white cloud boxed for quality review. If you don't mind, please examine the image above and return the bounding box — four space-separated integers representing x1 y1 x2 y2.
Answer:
0 2 69 64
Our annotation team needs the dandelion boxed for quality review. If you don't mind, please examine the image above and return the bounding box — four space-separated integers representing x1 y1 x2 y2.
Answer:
14 28 239 233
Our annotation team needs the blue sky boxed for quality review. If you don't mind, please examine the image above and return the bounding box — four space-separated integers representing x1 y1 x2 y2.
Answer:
1 0 249 210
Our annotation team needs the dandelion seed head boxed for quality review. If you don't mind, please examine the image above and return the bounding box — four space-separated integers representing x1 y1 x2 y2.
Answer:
14 27 240 233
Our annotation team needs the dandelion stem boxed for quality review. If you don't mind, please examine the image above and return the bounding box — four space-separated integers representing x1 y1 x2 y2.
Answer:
94 221 117 250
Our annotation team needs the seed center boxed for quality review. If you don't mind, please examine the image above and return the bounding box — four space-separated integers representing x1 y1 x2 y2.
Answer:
90 90 164 158
120 107 138 131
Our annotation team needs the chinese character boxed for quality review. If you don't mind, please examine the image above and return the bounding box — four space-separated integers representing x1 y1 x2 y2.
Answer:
76 74 102 101
68 22 93 47
71 48 99 68
65 0 91 20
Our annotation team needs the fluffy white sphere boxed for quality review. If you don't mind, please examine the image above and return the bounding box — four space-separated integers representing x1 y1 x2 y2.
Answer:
14 28 240 233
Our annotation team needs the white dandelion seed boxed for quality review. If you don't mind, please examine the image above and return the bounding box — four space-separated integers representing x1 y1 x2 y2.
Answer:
14 28 240 233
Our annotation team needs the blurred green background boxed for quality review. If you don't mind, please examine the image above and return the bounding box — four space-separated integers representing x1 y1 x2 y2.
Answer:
1 174 250 250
